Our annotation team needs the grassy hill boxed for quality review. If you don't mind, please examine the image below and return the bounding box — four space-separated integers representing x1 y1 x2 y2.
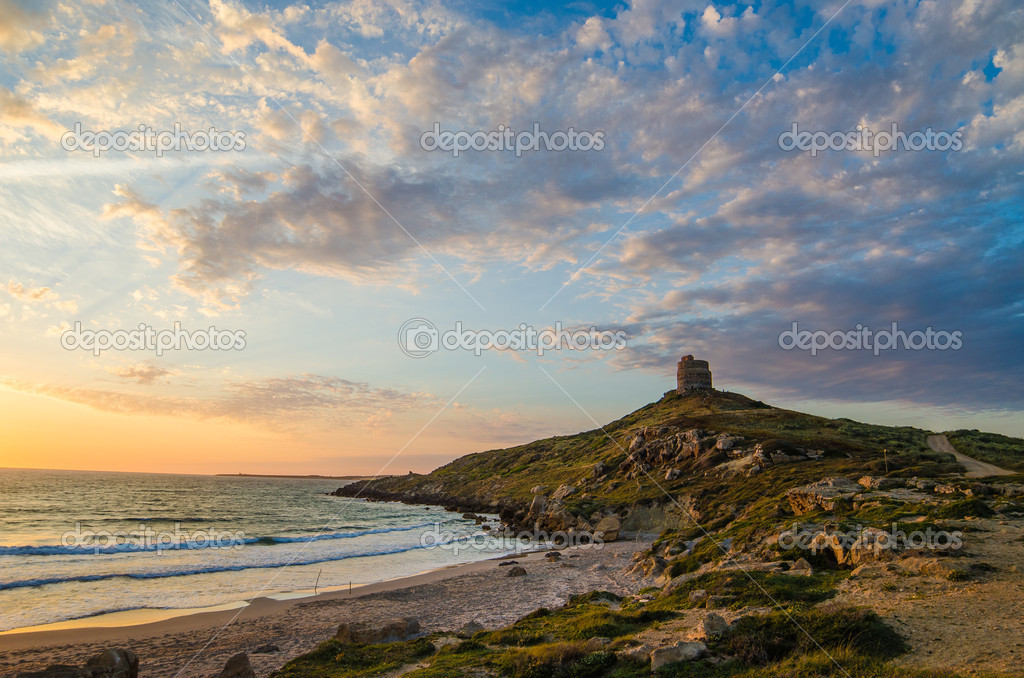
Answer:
337 389 972 521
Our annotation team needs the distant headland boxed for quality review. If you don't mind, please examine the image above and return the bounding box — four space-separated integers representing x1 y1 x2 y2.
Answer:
214 473 388 480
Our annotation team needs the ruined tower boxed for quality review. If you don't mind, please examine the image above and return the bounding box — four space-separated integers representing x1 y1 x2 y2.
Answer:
676 355 712 392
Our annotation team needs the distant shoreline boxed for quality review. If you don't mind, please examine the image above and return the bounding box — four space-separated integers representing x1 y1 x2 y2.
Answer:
213 473 390 480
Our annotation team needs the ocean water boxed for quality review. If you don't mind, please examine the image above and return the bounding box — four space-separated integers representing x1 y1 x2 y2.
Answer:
0 469 510 632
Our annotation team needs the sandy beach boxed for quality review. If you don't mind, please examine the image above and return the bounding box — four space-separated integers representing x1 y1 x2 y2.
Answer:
0 537 654 677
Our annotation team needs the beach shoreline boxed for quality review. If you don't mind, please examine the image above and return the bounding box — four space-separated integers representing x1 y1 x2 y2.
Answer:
0 536 654 677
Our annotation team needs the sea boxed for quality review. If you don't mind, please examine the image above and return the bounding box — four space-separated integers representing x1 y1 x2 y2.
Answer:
0 468 518 633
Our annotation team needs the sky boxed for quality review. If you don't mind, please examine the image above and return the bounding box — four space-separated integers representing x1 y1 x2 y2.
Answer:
0 0 1021 475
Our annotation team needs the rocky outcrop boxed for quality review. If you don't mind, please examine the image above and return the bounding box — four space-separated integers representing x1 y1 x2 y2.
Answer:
786 477 863 514
619 426 823 481
336 618 421 644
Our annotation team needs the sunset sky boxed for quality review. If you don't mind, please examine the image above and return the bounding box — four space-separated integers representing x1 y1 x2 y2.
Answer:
1 0 1021 475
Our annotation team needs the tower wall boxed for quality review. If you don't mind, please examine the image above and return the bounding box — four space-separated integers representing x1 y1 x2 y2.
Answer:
676 355 712 392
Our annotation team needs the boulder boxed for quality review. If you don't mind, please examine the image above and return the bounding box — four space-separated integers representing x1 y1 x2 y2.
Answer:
688 589 709 604
594 515 621 542
336 618 421 644
650 641 707 669
505 565 527 577
216 653 255 678
716 434 740 451
689 612 729 640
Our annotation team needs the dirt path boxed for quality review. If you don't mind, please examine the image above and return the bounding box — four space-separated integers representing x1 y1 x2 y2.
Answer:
927 434 1015 478
835 516 1024 676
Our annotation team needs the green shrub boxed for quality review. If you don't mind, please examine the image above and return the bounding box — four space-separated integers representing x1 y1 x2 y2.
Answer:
713 605 906 665
932 498 995 519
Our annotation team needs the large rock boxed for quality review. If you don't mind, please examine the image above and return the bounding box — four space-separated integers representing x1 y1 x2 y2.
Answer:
689 613 729 640
594 515 621 542
527 494 547 520
857 476 902 490
505 565 527 577
847 527 900 565
787 477 863 514
716 433 741 451
336 617 421 644
551 484 576 501
650 641 707 669
216 653 255 678
16 649 138 678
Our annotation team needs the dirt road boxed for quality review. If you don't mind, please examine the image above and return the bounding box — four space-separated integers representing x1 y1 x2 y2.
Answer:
927 434 1016 478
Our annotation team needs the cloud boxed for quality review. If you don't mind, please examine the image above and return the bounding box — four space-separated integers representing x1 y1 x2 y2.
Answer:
0 0 51 53
0 0 1022 431
107 363 176 385
0 87 64 146
5 280 78 314
0 373 436 430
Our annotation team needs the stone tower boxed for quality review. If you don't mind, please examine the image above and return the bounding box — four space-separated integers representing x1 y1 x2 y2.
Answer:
676 355 712 392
